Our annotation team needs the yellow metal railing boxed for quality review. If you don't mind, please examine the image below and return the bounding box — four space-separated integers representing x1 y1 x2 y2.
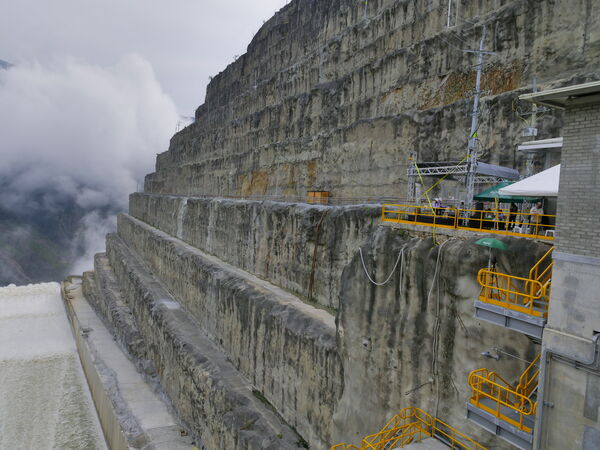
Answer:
529 247 554 284
331 407 486 450
477 269 549 317
516 354 541 399
382 204 555 240
468 368 537 433
477 247 553 318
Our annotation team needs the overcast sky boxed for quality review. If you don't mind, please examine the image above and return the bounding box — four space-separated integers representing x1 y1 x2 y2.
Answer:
0 1 291 277
0 0 291 115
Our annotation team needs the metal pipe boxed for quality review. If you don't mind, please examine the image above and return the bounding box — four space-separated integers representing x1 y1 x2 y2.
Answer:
534 333 600 449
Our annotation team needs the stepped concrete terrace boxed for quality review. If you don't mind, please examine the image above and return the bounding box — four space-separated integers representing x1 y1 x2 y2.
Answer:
83 192 555 449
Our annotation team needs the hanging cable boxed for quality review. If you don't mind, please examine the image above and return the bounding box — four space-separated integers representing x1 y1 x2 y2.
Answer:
359 245 405 286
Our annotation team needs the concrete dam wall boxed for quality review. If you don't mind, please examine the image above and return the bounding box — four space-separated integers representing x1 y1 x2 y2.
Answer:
85 193 548 448
81 0 598 448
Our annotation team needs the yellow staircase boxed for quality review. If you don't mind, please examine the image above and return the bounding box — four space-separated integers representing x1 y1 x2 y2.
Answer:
331 407 486 450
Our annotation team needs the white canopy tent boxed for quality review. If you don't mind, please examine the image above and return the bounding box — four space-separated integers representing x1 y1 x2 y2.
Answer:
499 164 560 197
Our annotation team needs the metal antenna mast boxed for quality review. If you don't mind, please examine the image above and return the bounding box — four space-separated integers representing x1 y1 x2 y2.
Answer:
464 25 494 207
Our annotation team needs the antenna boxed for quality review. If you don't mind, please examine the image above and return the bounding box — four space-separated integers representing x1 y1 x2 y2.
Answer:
463 25 495 207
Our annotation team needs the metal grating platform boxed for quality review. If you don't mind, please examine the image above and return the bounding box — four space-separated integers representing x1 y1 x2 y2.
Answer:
474 300 546 339
466 400 534 450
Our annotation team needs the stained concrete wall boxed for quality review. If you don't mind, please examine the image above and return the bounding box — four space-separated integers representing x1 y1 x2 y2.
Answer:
129 192 381 310
105 233 307 449
89 196 548 448
116 213 341 448
331 225 542 447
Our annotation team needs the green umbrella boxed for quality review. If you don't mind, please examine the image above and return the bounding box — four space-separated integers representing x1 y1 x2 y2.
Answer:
474 238 509 269
474 238 509 251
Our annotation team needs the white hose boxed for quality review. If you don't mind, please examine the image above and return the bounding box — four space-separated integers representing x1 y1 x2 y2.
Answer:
359 245 405 286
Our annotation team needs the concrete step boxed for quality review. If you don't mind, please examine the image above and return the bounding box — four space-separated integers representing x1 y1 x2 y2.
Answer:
82 254 145 360
114 213 341 448
127 192 381 311
104 233 308 449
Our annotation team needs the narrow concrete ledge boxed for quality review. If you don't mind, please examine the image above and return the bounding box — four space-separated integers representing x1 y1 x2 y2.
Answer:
61 277 195 450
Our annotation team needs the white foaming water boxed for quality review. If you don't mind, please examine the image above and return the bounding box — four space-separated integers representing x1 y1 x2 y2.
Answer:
0 283 106 449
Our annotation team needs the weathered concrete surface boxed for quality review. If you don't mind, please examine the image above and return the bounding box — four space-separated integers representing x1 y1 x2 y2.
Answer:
145 0 599 199
129 192 381 310
63 278 194 450
82 254 145 361
116 212 341 448
105 233 307 450
332 226 546 448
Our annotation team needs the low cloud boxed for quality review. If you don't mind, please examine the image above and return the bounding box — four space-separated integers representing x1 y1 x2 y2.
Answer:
0 55 178 277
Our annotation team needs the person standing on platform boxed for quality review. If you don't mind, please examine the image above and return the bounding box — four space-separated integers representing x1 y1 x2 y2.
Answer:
529 201 544 235
509 203 518 230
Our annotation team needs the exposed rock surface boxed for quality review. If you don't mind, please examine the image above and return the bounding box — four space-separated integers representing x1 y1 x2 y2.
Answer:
333 226 545 446
146 0 599 198
105 232 308 449
115 213 340 447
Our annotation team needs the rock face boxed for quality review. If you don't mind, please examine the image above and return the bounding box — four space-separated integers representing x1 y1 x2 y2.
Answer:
145 0 599 199
85 193 549 449
83 1 597 448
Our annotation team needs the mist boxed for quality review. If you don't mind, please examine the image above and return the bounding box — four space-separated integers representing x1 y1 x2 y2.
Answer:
0 55 179 281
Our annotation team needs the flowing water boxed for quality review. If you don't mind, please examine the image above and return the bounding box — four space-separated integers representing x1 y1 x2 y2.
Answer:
0 283 106 449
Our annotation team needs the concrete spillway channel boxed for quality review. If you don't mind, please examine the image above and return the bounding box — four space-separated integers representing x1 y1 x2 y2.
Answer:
0 280 194 449
0 282 105 449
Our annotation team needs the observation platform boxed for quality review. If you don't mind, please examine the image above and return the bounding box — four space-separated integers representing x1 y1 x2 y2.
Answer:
382 204 555 241
466 400 534 450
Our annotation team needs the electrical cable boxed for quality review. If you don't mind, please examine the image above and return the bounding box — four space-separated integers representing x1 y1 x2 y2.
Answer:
359 245 406 286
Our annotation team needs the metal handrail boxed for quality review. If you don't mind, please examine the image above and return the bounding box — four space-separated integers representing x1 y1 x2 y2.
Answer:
529 247 554 280
330 407 486 449
477 269 548 317
382 204 555 240
468 368 536 433
516 354 541 398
